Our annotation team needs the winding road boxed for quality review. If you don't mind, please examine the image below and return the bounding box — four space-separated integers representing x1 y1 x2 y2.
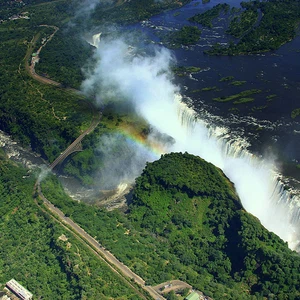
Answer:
36 183 164 300
28 25 166 300
25 25 61 87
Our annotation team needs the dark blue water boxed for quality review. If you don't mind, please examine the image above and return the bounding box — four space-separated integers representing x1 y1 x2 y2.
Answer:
128 0 300 180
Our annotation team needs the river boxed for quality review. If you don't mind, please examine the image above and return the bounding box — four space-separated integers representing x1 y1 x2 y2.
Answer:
124 0 300 185
1 0 299 247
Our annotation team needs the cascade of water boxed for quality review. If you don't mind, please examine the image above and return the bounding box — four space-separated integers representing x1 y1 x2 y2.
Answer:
83 36 300 250
174 97 300 250
93 33 101 47
87 33 101 48
176 100 197 130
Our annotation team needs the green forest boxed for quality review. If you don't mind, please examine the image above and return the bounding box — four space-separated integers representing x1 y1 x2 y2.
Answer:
41 152 300 299
0 17 94 163
35 29 94 89
90 0 192 25
197 0 300 55
160 26 202 48
189 3 230 28
0 0 300 299
0 152 144 299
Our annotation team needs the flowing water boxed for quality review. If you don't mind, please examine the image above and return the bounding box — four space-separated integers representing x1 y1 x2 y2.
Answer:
81 24 300 249
130 0 300 164
0 130 46 169
82 0 300 249
2 0 299 251
173 96 300 250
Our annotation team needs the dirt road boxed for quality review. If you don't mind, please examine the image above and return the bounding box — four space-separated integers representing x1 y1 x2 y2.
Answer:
25 25 61 87
37 184 165 300
28 23 165 300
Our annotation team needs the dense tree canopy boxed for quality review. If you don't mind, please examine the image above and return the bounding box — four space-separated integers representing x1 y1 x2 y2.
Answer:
0 153 143 299
203 0 300 55
42 152 300 299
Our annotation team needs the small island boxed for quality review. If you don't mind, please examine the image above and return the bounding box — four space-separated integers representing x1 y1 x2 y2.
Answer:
160 25 202 48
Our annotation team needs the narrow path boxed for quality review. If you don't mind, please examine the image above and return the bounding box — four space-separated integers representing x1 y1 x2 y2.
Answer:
27 23 165 300
25 25 61 87
34 188 148 300
35 183 165 300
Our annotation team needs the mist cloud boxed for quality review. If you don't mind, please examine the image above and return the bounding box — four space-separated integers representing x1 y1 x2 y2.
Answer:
82 37 300 248
95 133 159 189
75 0 113 19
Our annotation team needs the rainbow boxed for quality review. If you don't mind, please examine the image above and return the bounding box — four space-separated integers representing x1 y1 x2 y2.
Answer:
116 126 168 157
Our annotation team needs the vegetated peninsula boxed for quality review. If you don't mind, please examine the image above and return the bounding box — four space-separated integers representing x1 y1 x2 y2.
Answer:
191 0 300 55
1 0 300 299
189 3 230 28
160 25 202 48
0 151 144 300
129 153 300 298
42 153 300 299
91 0 192 25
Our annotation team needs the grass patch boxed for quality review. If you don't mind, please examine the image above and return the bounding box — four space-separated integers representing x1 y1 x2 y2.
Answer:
161 25 201 48
233 97 254 104
266 94 277 101
213 89 262 102
229 80 246 86
291 108 300 119
173 66 201 76
201 86 218 91
189 3 230 28
219 76 234 82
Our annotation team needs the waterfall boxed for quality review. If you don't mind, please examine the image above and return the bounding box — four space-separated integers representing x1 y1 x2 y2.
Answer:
81 36 300 250
88 32 102 48
176 97 197 130
174 97 300 250
93 33 101 47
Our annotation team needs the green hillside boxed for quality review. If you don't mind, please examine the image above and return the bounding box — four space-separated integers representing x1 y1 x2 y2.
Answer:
41 152 300 299
129 152 300 298
0 152 144 300
1 0 300 299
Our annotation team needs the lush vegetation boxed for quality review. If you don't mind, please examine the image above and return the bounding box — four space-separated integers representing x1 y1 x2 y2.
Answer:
41 152 300 299
266 94 277 101
219 75 234 82
36 29 94 89
91 0 192 25
25 1 75 26
189 3 230 28
0 153 143 299
61 106 150 186
291 108 300 119
226 7 259 38
229 80 246 86
201 86 217 91
173 66 201 76
160 25 201 48
0 20 93 163
233 97 254 104
213 89 262 103
1 0 300 299
206 0 300 55
0 0 195 169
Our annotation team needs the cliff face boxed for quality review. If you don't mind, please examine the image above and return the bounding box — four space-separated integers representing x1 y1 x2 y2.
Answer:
129 152 300 299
